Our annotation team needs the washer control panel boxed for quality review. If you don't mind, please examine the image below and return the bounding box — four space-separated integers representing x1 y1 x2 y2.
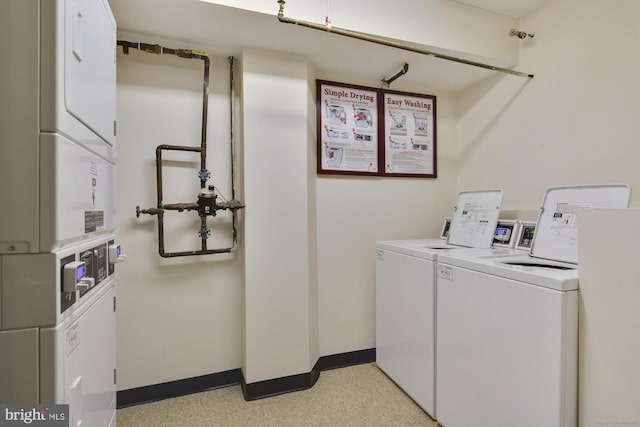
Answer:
517 222 536 250
492 220 520 248
60 238 126 313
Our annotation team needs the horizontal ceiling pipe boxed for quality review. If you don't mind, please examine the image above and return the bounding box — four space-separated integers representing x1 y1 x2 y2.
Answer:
276 0 533 79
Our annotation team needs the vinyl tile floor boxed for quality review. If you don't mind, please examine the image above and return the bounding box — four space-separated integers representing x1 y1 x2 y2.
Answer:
117 363 437 426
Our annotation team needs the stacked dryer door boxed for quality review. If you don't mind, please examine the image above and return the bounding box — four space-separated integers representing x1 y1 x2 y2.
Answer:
0 1 119 426
1 0 117 254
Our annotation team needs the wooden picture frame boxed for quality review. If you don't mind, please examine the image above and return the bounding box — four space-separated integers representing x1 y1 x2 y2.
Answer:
317 80 381 176
316 80 437 178
381 89 437 178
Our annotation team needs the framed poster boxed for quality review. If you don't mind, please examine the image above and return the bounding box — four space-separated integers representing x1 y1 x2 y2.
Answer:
382 90 437 177
317 80 380 175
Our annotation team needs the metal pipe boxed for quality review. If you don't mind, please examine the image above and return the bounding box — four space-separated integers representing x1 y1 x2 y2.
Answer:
229 56 239 248
117 40 211 187
382 63 409 87
156 144 202 153
159 247 233 258
120 40 245 258
155 146 165 208
198 54 210 187
276 0 533 79
157 212 166 255
229 57 237 203
162 203 199 211
201 216 208 250
155 144 203 209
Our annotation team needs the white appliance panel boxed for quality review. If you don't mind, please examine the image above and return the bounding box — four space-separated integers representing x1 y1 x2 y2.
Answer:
577 209 640 426
1 254 58 330
40 0 116 160
40 133 116 251
376 248 435 416
0 328 40 403
64 0 117 147
531 184 631 264
0 2 118 425
447 189 503 248
0 1 41 254
436 263 578 427
1 235 116 330
0 0 116 255
40 282 116 426
440 252 578 291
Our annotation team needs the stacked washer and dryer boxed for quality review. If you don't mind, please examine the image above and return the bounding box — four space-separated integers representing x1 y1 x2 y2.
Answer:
435 184 631 427
0 1 122 426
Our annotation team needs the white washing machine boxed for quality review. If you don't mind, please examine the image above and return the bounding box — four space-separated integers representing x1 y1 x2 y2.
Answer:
435 184 631 427
376 189 504 418
0 1 121 425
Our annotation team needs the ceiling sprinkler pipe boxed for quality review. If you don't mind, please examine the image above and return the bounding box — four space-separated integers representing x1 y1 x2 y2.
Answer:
276 0 533 79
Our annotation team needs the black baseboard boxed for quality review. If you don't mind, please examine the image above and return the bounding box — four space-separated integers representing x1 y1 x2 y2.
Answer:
117 348 376 408
315 348 376 371
116 368 242 409
241 348 376 401
241 366 321 401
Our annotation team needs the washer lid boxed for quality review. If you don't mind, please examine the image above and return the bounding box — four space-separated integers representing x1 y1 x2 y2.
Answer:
531 184 631 264
447 189 503 248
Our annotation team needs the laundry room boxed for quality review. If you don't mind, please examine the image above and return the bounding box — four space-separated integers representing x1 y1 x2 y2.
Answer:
1 0 639 426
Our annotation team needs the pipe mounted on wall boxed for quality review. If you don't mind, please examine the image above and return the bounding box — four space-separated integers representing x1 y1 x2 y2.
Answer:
118 41 245 258
276 0 534 79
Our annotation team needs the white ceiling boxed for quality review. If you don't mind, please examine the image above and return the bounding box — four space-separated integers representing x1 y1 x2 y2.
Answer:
109 0 542 92
452 0 547 17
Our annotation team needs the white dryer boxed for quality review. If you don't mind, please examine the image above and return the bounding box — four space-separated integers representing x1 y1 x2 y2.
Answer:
376 189 504 418
0 1 120 425
435 184 631 427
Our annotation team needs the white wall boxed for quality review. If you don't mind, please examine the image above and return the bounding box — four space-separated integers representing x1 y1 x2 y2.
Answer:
313 72 458 356
115 34 241 390
456 0 640 209
241 48 319 383
115 34 456 389
118 0 640 389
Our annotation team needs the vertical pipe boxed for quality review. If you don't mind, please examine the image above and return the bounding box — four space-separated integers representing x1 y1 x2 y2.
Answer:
199 55 210 188
155 146 164 208
155 146 166 256
229 56 238 247
157 212 166 257
201 216 208 251
121 41 243 257
229 56 237 201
